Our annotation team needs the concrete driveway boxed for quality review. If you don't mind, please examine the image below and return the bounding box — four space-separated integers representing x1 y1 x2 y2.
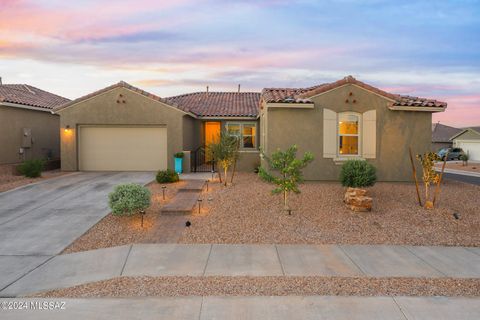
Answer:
0 172 154 256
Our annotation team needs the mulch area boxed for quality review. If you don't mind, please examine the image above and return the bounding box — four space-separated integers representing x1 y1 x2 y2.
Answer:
62 181 190 254
0 169 67 193
180 173 480 246
29 276 480 298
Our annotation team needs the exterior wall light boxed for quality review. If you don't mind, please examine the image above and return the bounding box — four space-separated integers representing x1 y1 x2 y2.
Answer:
64 125 71 133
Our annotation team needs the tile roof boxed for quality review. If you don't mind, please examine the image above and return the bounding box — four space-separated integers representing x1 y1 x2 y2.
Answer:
262 76 447 110
0 84 70 110
165 92 261 117
431 123 462 143
54 81 175 112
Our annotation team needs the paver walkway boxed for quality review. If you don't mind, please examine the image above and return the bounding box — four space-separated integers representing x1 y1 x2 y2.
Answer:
1 296 479 319
1 244 479 297
161 180 205 214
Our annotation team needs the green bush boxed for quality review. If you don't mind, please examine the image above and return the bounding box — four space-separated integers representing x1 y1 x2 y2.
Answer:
108 183 151 216
174 152 184 158
340 159 376 188
18 159 45 178
156 169 179 183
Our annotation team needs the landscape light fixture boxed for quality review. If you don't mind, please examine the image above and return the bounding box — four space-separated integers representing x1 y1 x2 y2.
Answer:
206 180 209 191
211 170 215 180
140 210 146 228
197 199 202 214
162 186 166 200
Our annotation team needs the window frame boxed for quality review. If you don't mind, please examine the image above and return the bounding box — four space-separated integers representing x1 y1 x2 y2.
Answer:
225 122 257 150
337 112 362 157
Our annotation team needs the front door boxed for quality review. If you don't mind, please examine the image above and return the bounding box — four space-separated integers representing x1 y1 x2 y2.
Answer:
204 122 221 162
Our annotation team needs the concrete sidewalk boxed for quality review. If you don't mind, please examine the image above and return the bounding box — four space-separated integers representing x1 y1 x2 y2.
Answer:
1 244 479 297
1 296 479 319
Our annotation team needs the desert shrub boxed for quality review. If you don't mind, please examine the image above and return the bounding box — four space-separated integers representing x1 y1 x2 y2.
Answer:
340 159 376 188
18 159 45 178
156 169 179 183
108 183 151 216
174 152 184 158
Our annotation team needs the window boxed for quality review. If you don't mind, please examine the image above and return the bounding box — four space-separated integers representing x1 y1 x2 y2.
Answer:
226 122 257 149
338 113 360 155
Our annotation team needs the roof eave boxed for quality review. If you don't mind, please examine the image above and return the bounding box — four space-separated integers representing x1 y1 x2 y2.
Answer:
388 106 446 112
0 101 55 113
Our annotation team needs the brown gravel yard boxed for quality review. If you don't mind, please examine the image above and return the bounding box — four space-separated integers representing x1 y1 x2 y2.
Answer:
64 172 480 253
180 173 480 246
30 276 480 298
0 169 67 193
62 180 190 254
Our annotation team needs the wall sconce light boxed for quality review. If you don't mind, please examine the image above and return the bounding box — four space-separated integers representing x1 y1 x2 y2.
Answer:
64 125 71 133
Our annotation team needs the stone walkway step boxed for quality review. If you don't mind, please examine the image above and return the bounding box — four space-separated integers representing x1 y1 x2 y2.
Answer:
160 180 205 215
1 244 479 297
1 296 479 319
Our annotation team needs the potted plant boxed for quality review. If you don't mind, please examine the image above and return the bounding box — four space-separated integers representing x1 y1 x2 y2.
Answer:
174 152 184 174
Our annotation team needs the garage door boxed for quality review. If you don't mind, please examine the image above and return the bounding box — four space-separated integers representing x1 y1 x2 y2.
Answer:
456 141 480 161
79 126 167 171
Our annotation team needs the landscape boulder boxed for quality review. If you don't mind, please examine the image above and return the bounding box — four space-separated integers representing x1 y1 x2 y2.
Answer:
344 187 372 212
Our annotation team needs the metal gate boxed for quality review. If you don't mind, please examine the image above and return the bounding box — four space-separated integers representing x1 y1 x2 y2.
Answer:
192 146 216 172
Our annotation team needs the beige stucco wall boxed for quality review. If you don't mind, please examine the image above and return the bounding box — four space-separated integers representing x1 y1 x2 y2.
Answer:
0 105 60 165
263 84 432 181
57 87 193 171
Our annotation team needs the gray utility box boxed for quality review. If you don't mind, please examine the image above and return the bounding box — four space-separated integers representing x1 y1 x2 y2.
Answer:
22 128 32 148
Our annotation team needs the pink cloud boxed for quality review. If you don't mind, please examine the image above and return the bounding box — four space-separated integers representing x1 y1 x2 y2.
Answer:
433 94 480 127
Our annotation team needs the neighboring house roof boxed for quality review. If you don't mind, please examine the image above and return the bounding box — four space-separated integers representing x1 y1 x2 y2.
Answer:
262 76 447 110
165 92 261 117
450 126 480 141
432 123 462 143
54 81 178 113
0 84 70 111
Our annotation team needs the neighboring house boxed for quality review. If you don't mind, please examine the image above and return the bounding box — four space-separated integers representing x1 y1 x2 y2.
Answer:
54 76 446 181
0 82 70 165
431 122 462 151
450 127 480 161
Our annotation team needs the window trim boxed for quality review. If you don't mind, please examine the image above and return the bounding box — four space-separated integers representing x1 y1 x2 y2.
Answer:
225 122 257 149
337 112 362 157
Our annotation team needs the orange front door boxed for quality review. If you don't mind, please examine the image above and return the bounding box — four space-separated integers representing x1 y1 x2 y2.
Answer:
205 122 221 162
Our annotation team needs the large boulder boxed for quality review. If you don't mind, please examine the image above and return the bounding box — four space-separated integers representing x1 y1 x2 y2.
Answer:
344 187 372 212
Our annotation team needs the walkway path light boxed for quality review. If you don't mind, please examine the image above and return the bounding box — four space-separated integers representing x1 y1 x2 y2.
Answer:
140 210 146 228
197 199 202 214
162 186 166 200
206 180 209 191
211 170 215 180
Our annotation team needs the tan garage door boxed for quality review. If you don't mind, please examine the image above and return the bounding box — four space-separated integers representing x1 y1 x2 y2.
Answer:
79 126 167 171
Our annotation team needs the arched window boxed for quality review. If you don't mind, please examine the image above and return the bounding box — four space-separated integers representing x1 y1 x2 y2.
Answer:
338 113 361 155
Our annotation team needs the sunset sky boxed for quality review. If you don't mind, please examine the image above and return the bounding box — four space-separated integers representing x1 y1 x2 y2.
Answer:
1 0 479 127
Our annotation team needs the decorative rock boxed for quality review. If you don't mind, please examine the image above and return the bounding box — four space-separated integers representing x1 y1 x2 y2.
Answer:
344 188 372 212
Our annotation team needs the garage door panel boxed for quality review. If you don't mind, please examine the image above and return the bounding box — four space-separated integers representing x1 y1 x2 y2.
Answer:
79 126 167 171
456 141 480 162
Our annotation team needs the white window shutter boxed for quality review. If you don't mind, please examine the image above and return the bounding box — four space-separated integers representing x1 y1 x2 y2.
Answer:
323 108 337 158
362 109 376 159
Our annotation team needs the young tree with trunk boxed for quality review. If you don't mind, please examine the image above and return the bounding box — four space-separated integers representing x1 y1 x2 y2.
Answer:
259 145 314 213
208 131 239 186
416 152 440 209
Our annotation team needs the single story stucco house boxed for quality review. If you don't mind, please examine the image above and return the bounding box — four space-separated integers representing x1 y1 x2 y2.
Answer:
54 76 446 181
0 81 70 166
431 122 461 152
451 127 480 161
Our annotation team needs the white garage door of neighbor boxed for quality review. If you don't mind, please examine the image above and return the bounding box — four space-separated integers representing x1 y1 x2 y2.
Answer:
79 126 167 171
456 141 480 161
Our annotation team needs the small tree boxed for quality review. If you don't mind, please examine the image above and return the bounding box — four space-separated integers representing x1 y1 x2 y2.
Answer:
259 145 314 213
416 152 440 209
460 152 469 166
208 131 239 186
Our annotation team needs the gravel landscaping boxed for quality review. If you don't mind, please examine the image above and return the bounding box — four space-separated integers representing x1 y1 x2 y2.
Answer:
64 172 480 253
30 276 480 298
180 173 480 246
62 180 189 254
0 169 67 193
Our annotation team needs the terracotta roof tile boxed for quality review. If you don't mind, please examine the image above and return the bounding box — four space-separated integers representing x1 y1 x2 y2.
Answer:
262 76 447 109
0 84 70 110
166 92 261 117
